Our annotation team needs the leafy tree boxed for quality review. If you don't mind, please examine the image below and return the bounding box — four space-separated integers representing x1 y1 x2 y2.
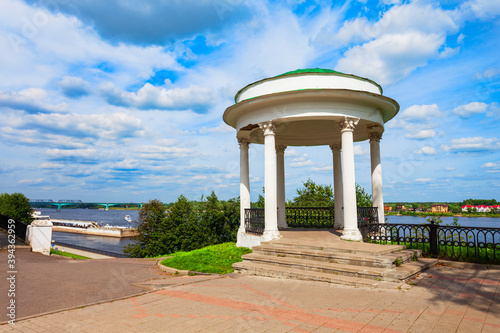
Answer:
125 193 240 258
355 184 372 207
291 179 334 207
0 192 33 224
288 179 372 207
124 199 169 257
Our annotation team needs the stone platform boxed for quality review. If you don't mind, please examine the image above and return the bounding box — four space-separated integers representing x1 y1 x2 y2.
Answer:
234 229 437 288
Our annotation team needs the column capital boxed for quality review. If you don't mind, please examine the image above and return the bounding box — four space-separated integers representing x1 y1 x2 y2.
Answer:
368 132 382 143
275 145 287 154
329 144 341 152
238 138 250 149
338 117 359 132
259 121 276 136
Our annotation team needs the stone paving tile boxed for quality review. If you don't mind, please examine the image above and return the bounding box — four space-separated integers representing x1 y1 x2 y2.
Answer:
2 263 500 332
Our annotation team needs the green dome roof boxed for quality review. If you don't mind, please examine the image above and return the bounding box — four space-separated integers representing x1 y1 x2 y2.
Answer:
277 68 343 76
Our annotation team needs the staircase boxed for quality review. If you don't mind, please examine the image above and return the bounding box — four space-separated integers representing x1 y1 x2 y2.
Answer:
233 232 436 289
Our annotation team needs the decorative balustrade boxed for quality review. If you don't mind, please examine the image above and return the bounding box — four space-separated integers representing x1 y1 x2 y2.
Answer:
357 207 378 224
359 221 500 264
244 206 379 234
0 213 28 242
244 208 265 235
286 207 335 228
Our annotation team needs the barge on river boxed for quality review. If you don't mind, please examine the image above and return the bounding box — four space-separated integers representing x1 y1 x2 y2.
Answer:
51 219 139 238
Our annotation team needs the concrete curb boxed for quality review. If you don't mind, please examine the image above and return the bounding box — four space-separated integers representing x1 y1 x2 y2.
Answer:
436 259 500 270
156 259 220 277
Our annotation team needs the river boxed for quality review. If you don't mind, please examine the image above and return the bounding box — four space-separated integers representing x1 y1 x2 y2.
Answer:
40 208 139 255
39 208 500 255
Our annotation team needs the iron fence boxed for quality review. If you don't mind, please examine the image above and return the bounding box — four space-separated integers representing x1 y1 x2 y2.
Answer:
53 241 129 258
359 221 500 264
0 213 28 242
357 207 379 224
244 208 265 235
286 207 335 228
244 207 379 233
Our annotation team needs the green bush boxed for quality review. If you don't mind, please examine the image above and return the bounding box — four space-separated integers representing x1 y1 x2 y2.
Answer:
0 192 33 225
124 193 239 258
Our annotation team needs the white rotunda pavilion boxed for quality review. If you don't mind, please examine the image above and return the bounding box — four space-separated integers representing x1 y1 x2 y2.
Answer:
223 69 399 248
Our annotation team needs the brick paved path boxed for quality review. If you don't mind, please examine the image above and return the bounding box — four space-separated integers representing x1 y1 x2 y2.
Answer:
2 262 499 332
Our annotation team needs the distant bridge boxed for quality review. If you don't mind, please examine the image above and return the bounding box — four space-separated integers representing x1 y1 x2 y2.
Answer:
29 199 144 211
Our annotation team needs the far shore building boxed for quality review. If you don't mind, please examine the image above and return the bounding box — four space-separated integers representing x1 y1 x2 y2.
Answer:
462 205 500 213
223 69 399 248
431 204 449 213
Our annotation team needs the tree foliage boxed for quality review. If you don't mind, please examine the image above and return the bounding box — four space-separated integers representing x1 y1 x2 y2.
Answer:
0 192 33 224
355 184 372 207
124 193 239 258
290 179 334 207
287 179 372 208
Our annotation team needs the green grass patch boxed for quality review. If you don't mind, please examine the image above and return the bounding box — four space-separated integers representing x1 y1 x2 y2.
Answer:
50 249 91 260
160 242 251 275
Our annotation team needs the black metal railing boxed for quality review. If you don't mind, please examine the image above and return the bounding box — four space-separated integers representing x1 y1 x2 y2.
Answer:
0 213 28 242
244 208 265 235
359 221 500 264
244 206 380 233
53 241 129 258
357 207 379 224
286 207 335 228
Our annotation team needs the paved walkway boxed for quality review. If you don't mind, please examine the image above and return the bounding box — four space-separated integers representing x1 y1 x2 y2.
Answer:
1 260 499 332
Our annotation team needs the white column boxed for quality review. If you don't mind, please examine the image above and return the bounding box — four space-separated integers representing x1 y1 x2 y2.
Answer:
330 144 343 229
260 121 280 241
339 117 362 241
238 138 250 234
369 131 385 224
276 145 287 229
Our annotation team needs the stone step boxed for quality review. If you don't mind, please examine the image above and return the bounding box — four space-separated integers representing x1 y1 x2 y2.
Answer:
239 253 437 282
241 253 387 280
263 240 406 256
233 261 406 289
253 244 421 269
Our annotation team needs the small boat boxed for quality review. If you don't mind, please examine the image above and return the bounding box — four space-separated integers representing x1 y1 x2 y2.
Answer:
124 215 132 223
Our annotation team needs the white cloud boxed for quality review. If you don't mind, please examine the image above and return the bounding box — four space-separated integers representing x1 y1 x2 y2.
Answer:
311 165 332 172
399 104 443 120
452 102 488 117
354 144 369 156
334 3 459 85
99 82 215 112
59 76 91 98
444 167 456 171
199 122 234 134
441 137 500 153
18 178 44 185
406 129 436 140
475 67 500 79
415 178 433 182
40 163 65 169
0 88 67 113
336 32 445 85
414 146 437 155
481 162 500 173
289 159 315 167
462 0 500 20
486 102 500 120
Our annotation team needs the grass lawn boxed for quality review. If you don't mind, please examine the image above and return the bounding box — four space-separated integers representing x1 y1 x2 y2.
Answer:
160 242 252 275
50 249 91 260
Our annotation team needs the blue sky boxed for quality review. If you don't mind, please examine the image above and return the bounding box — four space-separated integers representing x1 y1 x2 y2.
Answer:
0 0 499 203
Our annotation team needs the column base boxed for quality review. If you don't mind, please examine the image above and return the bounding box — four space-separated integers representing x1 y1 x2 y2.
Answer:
236 230 262 248
262 229 281 242
340 228 362 242
277 221 288 229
